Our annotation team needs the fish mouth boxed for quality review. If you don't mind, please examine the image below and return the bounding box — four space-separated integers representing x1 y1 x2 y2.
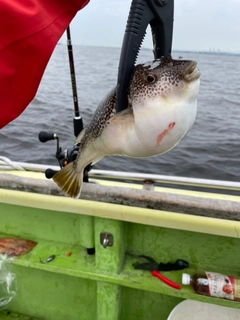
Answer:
183 61 201 82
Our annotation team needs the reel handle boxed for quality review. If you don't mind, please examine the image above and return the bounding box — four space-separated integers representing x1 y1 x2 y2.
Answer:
45 168 58 179
38 131 57 143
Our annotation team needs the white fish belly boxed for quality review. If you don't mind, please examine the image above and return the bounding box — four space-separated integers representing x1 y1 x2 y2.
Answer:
95 98 197 159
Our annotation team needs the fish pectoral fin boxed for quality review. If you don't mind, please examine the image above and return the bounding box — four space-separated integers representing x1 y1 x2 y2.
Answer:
74 127 87 145
109 107 134 123
52 161 83 199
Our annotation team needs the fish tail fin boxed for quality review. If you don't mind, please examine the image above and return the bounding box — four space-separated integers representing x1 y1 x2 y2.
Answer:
52 161 83 199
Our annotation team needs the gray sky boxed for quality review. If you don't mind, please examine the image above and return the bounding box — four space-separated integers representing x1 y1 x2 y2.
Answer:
62 0 240 53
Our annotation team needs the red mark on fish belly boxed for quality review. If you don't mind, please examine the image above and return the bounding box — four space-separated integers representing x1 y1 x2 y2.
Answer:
156 122 176 146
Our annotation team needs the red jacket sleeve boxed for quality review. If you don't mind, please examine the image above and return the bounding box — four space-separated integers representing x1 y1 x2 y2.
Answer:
0 0 89 129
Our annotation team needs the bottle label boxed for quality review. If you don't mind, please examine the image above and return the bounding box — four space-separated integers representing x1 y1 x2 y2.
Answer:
206 272 240 300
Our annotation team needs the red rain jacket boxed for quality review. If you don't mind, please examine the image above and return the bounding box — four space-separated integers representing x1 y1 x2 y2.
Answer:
0 0 89 129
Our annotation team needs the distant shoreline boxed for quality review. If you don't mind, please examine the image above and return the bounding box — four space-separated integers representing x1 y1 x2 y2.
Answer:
173 49 240 57
57 43 240 56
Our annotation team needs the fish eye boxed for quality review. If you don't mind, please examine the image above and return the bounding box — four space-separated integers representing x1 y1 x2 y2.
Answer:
146 73 157 84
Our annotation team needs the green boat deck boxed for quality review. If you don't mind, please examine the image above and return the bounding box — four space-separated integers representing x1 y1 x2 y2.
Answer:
0 170 240 319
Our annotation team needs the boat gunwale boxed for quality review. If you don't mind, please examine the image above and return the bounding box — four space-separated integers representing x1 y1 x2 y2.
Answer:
1 186 240 240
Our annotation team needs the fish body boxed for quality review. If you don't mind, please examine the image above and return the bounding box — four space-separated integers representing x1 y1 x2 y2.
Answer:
53 57 200 198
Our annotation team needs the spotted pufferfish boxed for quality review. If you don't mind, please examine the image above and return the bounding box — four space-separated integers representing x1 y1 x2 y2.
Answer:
53 57 201 198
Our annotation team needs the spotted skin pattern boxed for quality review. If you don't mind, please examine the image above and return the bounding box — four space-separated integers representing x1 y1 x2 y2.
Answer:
129 57 195 105
73 87 117 169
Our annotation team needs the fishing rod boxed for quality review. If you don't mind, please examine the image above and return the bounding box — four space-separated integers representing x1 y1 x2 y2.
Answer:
66 26 92 183
66 26 83 137
39 26 88 179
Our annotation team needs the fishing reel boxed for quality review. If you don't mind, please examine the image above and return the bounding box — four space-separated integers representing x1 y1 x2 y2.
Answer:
38 131 80 179
39 130 93 254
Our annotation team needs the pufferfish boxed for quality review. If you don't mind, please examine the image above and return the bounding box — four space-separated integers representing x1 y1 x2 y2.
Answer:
53 57 200 198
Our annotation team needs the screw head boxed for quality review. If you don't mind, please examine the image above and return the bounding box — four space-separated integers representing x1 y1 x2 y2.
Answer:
100 232 114 248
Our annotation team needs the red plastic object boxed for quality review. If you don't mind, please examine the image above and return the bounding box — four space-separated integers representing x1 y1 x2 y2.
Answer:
0 0 89 129
152 270 181 290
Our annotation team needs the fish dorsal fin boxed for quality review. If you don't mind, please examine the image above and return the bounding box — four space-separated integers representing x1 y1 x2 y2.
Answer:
74 126 87 145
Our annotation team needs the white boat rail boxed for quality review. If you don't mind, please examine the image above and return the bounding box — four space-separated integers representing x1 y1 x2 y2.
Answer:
0 157 240 192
